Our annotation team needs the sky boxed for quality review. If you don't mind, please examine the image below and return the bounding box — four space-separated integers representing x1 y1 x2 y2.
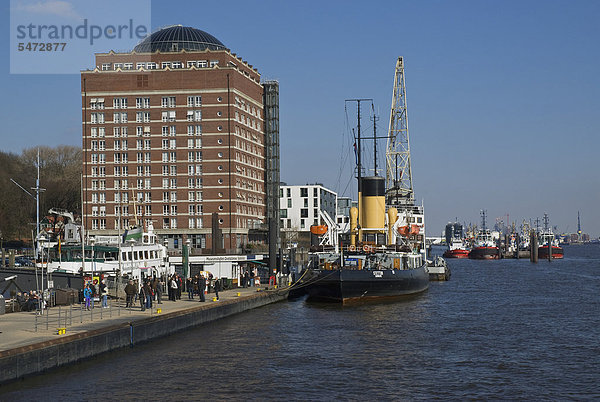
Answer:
1 0 599 238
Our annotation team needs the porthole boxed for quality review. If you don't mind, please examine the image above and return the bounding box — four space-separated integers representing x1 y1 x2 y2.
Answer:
217 165 223 171
218 179 223 184
217 96 223 102
217 152 223 158
217 126 223 131
218 205 224 211
218 192 223 197
217 111 222 117
217 139 223 144
218 219 224 224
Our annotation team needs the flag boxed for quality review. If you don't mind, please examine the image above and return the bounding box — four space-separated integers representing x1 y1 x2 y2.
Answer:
123 226 143 243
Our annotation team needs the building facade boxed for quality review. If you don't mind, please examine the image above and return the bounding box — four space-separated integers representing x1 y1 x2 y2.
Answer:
81 26 269 253
279 184 337 232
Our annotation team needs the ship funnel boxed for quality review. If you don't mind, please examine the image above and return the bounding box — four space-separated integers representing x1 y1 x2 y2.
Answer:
361 176 385 232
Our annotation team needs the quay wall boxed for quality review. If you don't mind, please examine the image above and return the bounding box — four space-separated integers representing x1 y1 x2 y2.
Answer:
0 290 287 385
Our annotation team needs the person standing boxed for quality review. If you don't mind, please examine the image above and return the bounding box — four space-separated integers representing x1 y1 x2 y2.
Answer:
139 283 147 311
143 280 152 309
100 279 108 308
83 283 92 310
187 277 194 299
170 275 178 302
124 280 136 308
156 277 163 304
198 274 206 302
176 274 183 300
245 271 251 288
214 278 221 301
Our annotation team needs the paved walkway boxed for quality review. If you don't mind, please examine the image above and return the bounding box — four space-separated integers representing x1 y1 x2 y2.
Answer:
0 286 266 351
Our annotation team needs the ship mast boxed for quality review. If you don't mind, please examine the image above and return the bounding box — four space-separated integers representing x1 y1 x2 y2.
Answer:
386 56 413 207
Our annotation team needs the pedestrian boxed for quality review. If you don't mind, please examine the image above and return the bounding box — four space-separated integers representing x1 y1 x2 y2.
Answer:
143 280 153 309
170 275 178 301
240 271 246 288
156 278 163 304
100 279 109 308
245 271 250 288
139 283 146 311
176 274 183 300
124 279 136 307
83 283 92 310
198 274 206 302
152 277 158 301
214 277 221 301
250 270 255 287
187 277 194 299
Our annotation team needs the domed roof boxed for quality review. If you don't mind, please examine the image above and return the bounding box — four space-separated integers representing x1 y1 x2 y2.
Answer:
133 25 227 53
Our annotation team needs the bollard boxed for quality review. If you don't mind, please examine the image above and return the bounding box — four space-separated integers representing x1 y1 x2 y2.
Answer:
530 231 538 263
212 297 218 302
156 308 162 314
236 292 241 297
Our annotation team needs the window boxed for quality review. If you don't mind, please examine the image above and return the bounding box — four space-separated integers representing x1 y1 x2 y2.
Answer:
301 188 308 197
300 209 308 218
287 199 292 208
101 63 110 71
194 110 202 121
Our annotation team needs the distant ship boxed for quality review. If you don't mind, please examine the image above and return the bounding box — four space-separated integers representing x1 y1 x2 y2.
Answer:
469 210 500 260
443 222 470 258
538 213 564 259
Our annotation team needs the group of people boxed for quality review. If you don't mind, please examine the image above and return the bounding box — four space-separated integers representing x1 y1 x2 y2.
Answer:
15 291 43 312
124 277 164 310
82 280 109 310
239 269 256 288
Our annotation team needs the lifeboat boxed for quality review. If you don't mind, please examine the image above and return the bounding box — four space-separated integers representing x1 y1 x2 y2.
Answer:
410 225 420 235
398 226 410 236
310 225 328 235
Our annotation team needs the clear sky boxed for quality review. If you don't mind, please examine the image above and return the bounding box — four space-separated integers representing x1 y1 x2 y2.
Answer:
1 0 599 237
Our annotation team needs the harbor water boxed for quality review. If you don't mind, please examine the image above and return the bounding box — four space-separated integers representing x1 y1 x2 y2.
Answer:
2 244 599 400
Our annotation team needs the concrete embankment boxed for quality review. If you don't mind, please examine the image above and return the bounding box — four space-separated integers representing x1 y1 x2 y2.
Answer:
0 288 287 385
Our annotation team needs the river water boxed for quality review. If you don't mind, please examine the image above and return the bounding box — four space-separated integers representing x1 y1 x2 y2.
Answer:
2 244 599 400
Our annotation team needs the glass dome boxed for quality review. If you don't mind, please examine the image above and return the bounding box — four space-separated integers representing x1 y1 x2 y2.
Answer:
134 25 227 53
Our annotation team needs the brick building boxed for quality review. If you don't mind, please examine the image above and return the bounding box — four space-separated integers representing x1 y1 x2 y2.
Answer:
81 25 277 254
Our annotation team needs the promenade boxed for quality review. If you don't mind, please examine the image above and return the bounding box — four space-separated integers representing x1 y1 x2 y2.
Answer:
0 285 288 384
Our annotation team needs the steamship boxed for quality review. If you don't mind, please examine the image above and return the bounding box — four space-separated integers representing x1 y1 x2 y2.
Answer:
305 176 429 303
303 59 431 303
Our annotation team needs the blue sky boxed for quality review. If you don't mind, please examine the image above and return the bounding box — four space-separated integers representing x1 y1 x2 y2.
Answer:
1 0 599 237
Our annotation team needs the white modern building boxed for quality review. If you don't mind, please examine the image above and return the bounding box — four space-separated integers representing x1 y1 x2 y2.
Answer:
279 184 337 232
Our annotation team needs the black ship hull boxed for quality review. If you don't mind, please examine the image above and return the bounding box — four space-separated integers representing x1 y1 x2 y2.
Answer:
305 265 429 303
538 245 564 259
469 246 500 260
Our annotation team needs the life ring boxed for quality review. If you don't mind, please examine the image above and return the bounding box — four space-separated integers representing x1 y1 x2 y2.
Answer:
348 245 356 252
363 245 372 253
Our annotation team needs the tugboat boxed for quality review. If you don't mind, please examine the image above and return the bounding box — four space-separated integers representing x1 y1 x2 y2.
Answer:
303 57 431 303
538 213 564 259
469 210 500 259
443 222 470 258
